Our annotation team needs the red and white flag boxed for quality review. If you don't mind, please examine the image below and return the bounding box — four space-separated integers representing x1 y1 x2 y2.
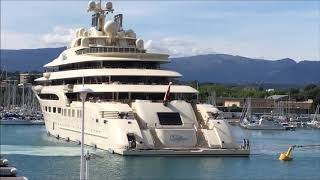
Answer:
164 82 172 102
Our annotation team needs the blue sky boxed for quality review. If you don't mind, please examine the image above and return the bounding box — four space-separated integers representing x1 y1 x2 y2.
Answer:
1 0 319 60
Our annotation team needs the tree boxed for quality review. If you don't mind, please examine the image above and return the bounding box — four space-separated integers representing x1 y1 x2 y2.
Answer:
304 84 317 91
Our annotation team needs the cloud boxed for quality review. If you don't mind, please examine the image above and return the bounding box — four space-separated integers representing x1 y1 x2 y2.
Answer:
1 27 318 61
41 27 75 47
145 37 217 57
1 31 40 49
1 26 76 49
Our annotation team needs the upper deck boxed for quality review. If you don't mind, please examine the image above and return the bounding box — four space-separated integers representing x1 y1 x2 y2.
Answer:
44 47 169 68
44 2 169 69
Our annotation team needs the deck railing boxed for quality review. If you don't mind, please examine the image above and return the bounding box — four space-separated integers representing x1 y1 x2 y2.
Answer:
75 47 146 55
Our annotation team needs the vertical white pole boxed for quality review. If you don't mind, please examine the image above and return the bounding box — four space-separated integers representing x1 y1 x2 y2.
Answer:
85 152 89 180
80 96 85 180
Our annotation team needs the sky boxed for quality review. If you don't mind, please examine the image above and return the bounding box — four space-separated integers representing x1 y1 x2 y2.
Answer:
1 0 320 61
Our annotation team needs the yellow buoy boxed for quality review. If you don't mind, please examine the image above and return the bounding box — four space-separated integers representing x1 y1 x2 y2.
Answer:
279 146 294 161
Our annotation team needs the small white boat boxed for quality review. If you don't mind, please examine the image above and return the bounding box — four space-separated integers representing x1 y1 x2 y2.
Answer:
240 98 286 130
242 117 286 130
307 104 320 128
281 122 296 131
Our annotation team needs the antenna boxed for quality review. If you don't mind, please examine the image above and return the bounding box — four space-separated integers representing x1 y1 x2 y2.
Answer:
87 1 114 30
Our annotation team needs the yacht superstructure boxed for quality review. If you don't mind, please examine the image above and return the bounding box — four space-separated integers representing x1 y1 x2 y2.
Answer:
32 1 249 156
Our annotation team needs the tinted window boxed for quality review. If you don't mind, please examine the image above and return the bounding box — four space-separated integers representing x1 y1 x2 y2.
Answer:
39 93 59 100
157 112 182 125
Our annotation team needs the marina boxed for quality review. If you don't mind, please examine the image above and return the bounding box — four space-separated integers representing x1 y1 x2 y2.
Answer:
1 1 320 180
1 125 320 180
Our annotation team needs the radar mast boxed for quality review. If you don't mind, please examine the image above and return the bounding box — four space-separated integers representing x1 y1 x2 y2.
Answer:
87 1 114 31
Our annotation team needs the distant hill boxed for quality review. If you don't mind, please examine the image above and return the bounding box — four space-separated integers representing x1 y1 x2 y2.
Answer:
165 54 320 85
1 47 319 85
1 47 66 72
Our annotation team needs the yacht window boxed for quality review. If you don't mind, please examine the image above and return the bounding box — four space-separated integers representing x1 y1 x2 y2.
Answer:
64 109 67 116
157 112 182 125
208 112 219 119
72 109 75 117
45 106 48 112
53 107 56 113
58 108 61 114
39 93 59 100
68 109 71 117
48 107 51 112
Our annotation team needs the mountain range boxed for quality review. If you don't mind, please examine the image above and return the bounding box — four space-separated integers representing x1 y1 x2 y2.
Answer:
1 47 319 85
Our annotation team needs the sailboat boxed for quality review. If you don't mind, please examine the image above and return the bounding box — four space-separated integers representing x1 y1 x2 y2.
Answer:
240 98 286 130
307 104 320 128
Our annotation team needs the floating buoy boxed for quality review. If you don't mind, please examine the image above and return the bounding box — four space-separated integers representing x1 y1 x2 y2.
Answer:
279 146 294 161
0 167 17 176
0 159 9 167
279 144 320 161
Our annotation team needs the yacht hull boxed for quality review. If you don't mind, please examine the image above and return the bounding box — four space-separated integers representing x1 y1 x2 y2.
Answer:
45 122 250 156
119 149 250 156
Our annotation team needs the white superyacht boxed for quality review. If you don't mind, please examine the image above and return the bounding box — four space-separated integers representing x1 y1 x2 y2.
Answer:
33 1 249 156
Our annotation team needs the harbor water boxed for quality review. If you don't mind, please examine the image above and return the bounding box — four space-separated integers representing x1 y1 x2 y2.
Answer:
1 125 320 180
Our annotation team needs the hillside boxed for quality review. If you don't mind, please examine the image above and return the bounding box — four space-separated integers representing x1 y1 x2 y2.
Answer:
1 48 319 85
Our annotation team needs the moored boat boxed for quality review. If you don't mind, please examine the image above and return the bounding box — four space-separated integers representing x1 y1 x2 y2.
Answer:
31 1 249 156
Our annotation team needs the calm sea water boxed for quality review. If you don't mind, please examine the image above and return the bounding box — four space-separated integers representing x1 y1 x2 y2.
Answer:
1 125 320 180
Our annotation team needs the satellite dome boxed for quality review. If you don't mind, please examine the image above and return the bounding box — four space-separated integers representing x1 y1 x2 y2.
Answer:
88 1 96 10
78 28 85 37
104 21 118 37
136 39 144 50
125 29 136 38
106 2 113 10
43 72 51 79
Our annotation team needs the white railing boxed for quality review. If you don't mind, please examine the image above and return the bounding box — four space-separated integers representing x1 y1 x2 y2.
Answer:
76 47 146 55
